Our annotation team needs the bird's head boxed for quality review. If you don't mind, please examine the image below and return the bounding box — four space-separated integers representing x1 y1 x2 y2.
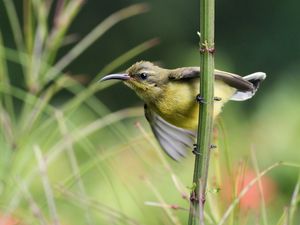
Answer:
100 61 169 102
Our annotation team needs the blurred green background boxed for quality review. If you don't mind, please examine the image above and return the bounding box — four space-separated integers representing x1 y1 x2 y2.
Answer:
0 0 300 224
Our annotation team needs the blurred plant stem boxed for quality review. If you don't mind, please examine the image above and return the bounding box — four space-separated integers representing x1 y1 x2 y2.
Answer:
287 171 300 225
43 3 150 85
188 0 215 223
251 147 269 225
0 1 156 223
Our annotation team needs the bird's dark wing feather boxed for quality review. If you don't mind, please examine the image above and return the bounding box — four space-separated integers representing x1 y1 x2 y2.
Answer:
169 67 254 92
144 104 196 161
214 69 254 91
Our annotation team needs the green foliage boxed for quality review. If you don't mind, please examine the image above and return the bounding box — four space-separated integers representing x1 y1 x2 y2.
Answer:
0 1 300 225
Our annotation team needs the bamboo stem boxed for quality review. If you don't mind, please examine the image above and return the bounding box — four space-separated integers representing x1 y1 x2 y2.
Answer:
188 0 215 223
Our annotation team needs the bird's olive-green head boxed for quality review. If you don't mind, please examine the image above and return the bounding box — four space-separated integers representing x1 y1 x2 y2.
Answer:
100 61 170 102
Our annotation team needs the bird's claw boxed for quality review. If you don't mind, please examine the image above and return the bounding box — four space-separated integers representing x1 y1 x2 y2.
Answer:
197 95 221 103
214 96 222 101
196 94 206 104
192 144 201 155
210 144 217 149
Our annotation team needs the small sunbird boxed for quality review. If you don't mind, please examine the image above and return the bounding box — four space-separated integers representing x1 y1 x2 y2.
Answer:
100 61 266 160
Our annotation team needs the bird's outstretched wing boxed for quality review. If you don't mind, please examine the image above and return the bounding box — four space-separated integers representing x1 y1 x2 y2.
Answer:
169 67 254 91
144 104 196 161
168 67 266 101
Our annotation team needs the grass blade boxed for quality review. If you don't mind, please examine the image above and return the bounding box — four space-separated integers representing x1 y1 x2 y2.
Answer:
143 177 182 225
251 147 269 225
93 38 159 82
55 111 95 225
287 171 300 225
44 3 150 84
34 145 61 225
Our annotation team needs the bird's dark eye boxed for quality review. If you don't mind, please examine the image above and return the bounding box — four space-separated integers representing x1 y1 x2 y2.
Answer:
139 73 148 80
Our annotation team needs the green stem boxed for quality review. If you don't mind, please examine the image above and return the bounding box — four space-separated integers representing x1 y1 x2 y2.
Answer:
188 0 215 224
287 171 300 225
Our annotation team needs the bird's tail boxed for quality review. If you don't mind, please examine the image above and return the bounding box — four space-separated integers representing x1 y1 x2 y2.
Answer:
230 72 266 101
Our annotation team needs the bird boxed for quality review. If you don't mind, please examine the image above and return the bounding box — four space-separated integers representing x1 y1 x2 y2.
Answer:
100 61 266 160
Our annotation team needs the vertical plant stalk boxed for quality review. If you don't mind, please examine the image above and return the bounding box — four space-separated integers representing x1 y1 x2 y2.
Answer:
188 0 215 224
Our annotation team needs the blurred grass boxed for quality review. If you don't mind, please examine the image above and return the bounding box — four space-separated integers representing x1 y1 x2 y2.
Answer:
0 1 300 225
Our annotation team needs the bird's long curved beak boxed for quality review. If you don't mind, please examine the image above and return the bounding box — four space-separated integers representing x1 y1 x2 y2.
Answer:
99 73 130 82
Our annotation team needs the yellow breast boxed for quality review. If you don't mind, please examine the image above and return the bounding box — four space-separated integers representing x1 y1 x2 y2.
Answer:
151 80 236 130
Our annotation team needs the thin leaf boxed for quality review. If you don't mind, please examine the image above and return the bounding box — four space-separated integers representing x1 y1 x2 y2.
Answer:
34 145 61 225
251 147 269 225
287 171 300 225
44 3 150 84
55 111 95 225
93 38 159 82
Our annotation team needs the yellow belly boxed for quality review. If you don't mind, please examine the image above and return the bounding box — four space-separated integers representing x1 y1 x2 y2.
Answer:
152 80 236 130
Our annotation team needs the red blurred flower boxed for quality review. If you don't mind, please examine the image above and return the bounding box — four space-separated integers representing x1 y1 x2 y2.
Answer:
221 168 277 211
0 215 21 225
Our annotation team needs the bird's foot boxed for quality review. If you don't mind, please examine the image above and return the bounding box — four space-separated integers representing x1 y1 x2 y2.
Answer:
210 144 217 149
196 94 206 104
192 144 201 155
197 95 222 103
214 96 222 101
